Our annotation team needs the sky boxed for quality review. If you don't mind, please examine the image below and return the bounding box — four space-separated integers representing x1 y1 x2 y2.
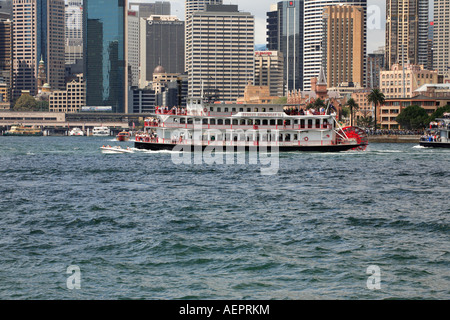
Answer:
128 0 388 53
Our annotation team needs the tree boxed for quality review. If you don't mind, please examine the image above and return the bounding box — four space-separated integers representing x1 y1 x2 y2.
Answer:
367 89 385 130
429 104 450 121
313 98 326 110
396 105 430 130
345 98 359 127
13 94 38 111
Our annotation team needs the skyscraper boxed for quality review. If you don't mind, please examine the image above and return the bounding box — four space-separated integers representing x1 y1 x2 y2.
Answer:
186 4 254 101
184 0 223 72
65 0 84 64
385 0 429 69
0 17 11 102
12 0 65 99
266 1 304 92
303 0 367 90
254 51 284 97
433 0 450 78
322 5 365 88
84 0 128 113
139 15 184 87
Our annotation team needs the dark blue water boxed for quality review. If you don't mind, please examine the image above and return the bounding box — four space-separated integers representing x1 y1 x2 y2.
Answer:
0 136 448 300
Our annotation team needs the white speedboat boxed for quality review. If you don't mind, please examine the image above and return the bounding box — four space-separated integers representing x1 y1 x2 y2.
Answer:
420 113 450 148
92 126 111 137
69 128 85 136
100 145 134 154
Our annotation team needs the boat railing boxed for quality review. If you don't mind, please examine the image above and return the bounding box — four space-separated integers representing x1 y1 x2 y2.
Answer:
144 122 333 131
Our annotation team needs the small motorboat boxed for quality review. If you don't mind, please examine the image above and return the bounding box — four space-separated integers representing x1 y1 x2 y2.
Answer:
100 145 134 154
116 131 131 141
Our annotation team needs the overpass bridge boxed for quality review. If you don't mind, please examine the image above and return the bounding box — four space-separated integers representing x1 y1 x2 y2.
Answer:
0 111 156 135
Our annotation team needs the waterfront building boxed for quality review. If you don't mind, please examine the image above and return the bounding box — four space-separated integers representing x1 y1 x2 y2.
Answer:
236 82 280 104
254 51 284 98
186 4 254 101
130 87 156 113
139 15 184 88
385 0 429 69
49 73 84 113
84 0 128 113
0 0 12 18
322 5 364 89
303 0 367 91
433 0 450 79
151 65 181 94
379 95 442 129
12 0 65 99
155 74 188 109
380 63 439 99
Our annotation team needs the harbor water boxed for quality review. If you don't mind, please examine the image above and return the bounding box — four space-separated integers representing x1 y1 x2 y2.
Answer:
0 136 448 299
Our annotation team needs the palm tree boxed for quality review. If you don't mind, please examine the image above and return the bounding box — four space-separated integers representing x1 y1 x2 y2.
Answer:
367 89 385 130
345 98 359 127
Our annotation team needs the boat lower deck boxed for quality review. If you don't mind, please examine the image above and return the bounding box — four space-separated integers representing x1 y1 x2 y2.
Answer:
134 141 363 153
419 142 450 148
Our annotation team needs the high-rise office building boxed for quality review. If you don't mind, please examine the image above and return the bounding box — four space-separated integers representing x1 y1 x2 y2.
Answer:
139 15 184 88
385 0 429 69
368 47 386 89
12 0 65 99
186 4 254 101
128 10 140 87
185 0 223 72
266 4 278 51
433 0 450 78
303 0 367 90
84 0 128 113
322 5 364 88
129 1 170 18
65 0 83 64
254 51 284 97
0 17 11 102
266 1 304 92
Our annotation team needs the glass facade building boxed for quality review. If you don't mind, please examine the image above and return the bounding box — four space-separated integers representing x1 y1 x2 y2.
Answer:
84 0 127 113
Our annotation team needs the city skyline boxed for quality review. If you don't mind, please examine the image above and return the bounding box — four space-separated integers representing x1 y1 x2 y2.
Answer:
130 0 388 53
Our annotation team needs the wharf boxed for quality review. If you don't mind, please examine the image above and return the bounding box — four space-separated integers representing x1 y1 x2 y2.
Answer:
368 135 420 143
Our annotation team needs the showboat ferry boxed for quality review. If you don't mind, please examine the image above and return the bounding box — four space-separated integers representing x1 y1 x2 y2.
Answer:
135 98 368 152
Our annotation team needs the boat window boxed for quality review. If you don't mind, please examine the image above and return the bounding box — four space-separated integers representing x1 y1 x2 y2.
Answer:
239 108 244 112
269 108 273 112
187 118 193 124
277 119 283 125
254 108 258 112
262 119 268 125
210 107 214 112
262 108 266 112
300 119 305 128
202 119 208 125
232 119 238 125
248 119 253 125
224 108 229 112
285 120 291 126
217 108 221 112
294 134 298 140
270 119 276 125
210 119 216 125
225 119 231 125
232 108 236 112
240 119 246 125
308 119 313 128
180 118 186 124
247 108 251 112
255 119 261 125
218 119 223 125
316 119 321 128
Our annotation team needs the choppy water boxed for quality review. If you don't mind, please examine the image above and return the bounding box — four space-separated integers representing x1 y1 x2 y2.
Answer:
0 136 448 300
